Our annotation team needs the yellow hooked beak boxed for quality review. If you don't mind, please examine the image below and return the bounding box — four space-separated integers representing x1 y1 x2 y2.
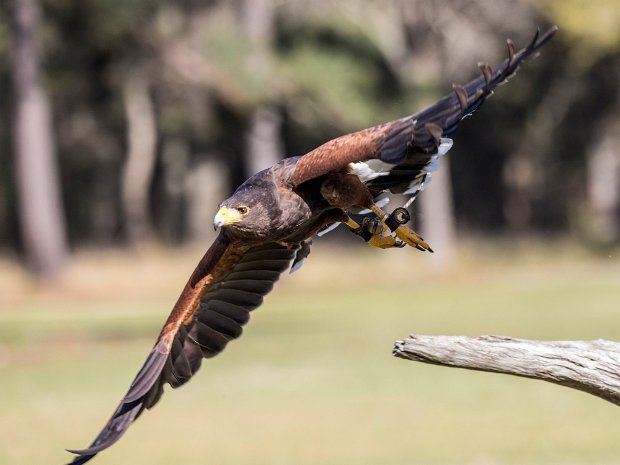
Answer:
213 206 242 230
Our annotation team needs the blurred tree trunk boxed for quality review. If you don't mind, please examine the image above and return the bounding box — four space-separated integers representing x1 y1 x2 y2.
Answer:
121 72 157 245
159 138 189 243
245 106 283 175
585 116 620 244
10 0 68 280
241 0 282 176
419 160 456 266
185 158 228 244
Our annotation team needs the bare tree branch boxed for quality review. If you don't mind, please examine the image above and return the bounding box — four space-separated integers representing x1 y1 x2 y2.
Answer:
394 335 620 406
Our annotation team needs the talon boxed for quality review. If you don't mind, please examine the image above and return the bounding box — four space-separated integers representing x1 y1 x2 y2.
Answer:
367 203 433 252
394 225 433 252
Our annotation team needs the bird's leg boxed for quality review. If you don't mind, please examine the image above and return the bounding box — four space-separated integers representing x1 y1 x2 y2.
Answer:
317 172 423 250
368 204 433 252
344 217 403 249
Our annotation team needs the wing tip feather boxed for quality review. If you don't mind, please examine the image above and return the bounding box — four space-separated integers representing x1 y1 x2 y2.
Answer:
123 341 169 403
65 341 170 464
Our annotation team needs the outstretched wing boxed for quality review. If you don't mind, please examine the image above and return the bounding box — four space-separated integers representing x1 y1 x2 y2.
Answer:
67 235 304 464
293 26 558 194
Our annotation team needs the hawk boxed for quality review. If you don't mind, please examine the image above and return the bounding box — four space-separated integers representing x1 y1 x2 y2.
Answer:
67 26 557 464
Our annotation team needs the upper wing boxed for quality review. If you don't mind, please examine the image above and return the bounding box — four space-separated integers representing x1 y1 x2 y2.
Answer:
67 235 304 464
293 26 558 188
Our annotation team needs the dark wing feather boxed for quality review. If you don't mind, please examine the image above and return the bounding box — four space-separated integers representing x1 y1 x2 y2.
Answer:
67 236 304 464
293 26 557 187
402 26 557 154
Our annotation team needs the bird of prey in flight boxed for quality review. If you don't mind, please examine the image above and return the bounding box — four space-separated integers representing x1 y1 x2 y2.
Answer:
67 26 557 464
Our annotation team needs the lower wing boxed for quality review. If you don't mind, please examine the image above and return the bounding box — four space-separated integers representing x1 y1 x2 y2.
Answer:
66 235 307 464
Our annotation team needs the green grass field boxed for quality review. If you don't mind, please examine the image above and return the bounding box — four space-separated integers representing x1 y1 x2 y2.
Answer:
1 243 619 465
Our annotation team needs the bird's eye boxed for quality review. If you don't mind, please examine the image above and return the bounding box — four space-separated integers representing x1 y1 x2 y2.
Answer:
237 206 249 215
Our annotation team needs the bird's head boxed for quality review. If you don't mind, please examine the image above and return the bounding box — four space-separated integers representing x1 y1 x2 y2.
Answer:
213 183 279 239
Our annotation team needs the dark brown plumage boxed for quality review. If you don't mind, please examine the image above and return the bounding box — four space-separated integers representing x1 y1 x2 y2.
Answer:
67 26 557 464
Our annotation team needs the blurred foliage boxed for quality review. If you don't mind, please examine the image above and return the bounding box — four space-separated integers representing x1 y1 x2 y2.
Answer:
536 0 620 67
1 0 619 253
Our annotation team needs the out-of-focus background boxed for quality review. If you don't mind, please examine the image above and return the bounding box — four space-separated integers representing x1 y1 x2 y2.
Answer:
1 1 620 464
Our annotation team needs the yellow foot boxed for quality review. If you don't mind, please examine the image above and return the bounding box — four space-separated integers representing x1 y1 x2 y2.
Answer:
367 234 403 249
345 217 404 249
394 225 434 253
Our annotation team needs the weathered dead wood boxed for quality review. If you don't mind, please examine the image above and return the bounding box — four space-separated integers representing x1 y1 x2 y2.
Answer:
393 335 620 406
